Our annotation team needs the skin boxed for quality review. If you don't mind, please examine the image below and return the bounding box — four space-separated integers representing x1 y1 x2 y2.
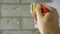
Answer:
33 4 59 34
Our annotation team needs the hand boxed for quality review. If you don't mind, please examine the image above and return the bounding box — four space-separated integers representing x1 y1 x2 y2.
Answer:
33 4 59 34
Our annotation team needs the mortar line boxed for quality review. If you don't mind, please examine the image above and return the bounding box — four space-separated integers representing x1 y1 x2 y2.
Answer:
0 29 38 31
19 0 30 5
0 29 21 31
19 29 38 31
0 4 1 20
1 16 33 18
19 0 21 4
0 3 31 5
20 17 23 31
1 16 59 18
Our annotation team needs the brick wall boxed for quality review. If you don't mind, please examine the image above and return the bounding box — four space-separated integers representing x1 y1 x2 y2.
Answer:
0 0 40 34
0 0 60 34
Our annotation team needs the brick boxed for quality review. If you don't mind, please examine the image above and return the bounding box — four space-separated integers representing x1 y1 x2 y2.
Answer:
1 5 32 17
21 0 36 3
0 18 20 30
1 0 19 3
2 31 33 34
22 17 35 29
21 0 52 3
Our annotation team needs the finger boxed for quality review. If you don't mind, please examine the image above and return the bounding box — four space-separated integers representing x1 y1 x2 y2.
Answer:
33 13 37 20
36 4 43 19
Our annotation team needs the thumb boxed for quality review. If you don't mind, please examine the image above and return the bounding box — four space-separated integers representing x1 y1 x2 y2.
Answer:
36 4 43 19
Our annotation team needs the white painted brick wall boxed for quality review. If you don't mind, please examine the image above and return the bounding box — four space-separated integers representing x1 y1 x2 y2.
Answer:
21 0 36 3
22 17 34 29
2 31 33 34
0 0 40 33
1 5 32 17
0 0 19 3
0 18 20 30
0 0 60 34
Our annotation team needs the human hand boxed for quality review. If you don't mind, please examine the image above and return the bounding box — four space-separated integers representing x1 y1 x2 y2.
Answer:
33 4 59 34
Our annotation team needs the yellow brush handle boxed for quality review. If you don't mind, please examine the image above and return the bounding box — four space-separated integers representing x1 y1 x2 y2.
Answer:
32 4 36 14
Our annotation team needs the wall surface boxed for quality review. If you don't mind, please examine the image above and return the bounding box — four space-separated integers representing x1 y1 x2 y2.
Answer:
0 0 60 34
0 0 40 34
